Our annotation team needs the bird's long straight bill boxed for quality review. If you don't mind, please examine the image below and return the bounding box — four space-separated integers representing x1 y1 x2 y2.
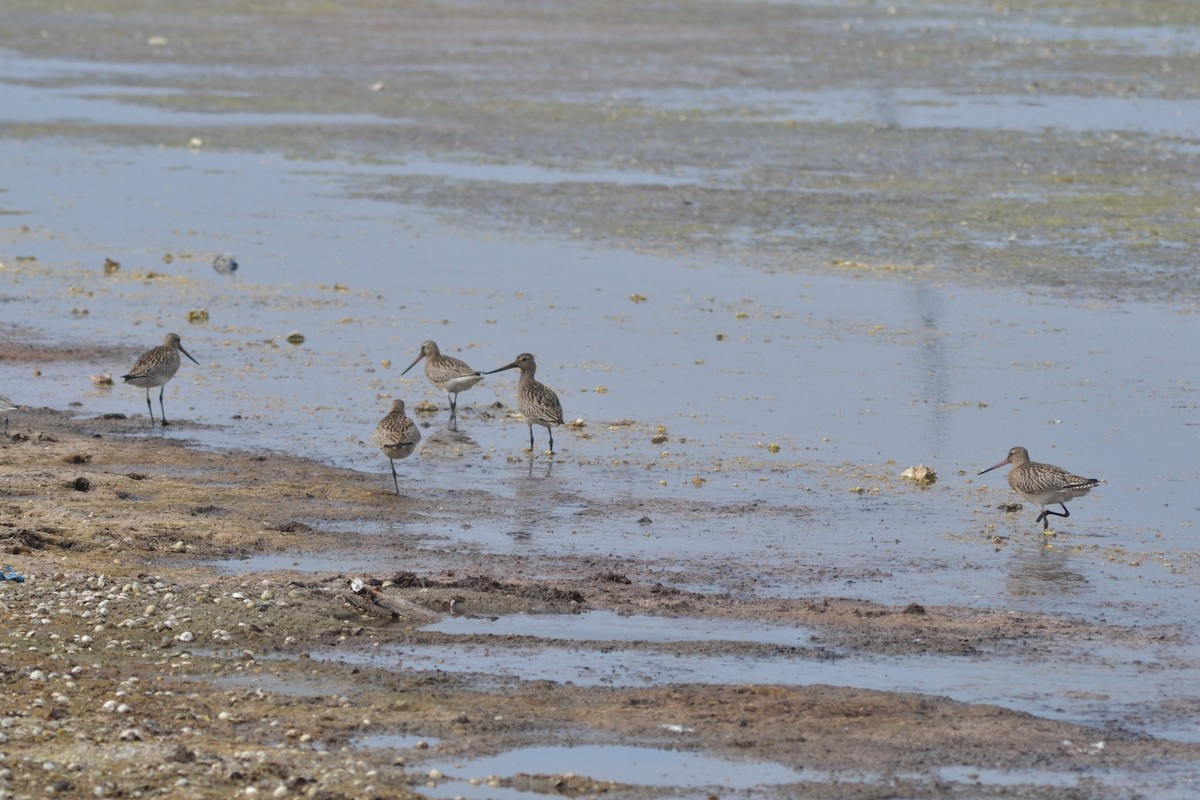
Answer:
401 352 424 375
179 346 199 365
483 362 519 375
977 460 1007 475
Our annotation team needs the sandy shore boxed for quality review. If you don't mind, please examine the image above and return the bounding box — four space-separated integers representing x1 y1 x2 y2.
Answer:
2 393 1197 798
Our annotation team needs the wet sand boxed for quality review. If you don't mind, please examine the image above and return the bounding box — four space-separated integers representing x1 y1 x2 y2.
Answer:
2 382 1198 797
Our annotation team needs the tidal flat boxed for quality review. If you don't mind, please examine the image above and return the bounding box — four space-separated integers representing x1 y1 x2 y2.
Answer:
2 1 1200 797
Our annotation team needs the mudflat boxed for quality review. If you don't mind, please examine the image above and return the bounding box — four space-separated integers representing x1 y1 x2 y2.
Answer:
3 1 1200 797
3 392 1197 797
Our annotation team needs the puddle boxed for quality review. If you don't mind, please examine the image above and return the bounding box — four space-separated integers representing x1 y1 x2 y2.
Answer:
407 745 1200 799
317 626 1198 742
355 733 439 751
0 78 389 129
931 764 1200 800
415 744 808 797
672 86 1200 137
206 551 386 576
424 609 811 647
391 157 696 188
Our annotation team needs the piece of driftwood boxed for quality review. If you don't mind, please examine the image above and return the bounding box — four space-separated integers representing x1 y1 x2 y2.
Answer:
343 582 439 624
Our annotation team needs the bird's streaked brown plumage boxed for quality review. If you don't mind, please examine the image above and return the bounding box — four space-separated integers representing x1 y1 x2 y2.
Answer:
401 340 483 428
484 352 564 453
375 398 421 494
0 394 17 434
122 333 198 426
978 446 1100 531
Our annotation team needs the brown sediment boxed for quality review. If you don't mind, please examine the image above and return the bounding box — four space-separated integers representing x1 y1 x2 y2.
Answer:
2 406 1197 798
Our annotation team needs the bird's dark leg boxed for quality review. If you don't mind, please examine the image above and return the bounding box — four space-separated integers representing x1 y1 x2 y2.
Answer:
158 385 170 426
548 426 555 454
389 459 400 495
527 423 535 452
1037 504 1070 530
144 388 156 425
448 392 458 430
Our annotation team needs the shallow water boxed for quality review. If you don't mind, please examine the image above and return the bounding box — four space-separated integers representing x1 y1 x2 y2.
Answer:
3 4 1200 790
5 53 1200 716
413 744 809 797
425 609 814 647
300 605 1198 743
396 745 1199 800
5 135 1197 531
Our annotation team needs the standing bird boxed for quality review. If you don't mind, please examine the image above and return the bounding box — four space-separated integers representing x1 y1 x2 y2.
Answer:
122 333 199 426
978 446 1100 531
212 253 239 276
484 353 564 453
375 399 421 494
0 394 17 434
401 340 483 428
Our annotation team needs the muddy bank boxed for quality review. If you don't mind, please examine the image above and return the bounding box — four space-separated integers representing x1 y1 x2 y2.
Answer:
2 406 1197 798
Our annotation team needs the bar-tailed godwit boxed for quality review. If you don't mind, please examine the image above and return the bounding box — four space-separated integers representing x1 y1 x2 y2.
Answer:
122 333 199 426
375 398 421 494
978 446 1100 531
0 395 16 434
484 352 564 453
401 340 483 428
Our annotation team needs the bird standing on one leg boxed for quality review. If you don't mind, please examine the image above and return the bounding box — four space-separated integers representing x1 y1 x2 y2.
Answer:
122 333 199 426
401 340 483 429
978 446 1100 531
375 399 421 494
0 395 17 434
484 352 564 454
